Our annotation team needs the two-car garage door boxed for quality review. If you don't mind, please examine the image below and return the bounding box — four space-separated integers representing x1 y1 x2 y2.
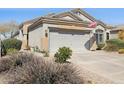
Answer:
49 28 90 53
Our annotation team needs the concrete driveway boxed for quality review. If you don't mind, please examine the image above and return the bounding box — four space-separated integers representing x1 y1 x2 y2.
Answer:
71 51 124 83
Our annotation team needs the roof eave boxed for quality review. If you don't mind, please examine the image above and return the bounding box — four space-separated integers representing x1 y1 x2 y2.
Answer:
29 17 90 30
71 8 107 27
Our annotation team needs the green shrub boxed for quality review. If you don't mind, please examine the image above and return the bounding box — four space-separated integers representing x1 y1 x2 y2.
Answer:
106 39 124 49
6 48 18 55
54 47 72 63
43 51 49 57
3 38 22 50
34 46 40 52
97 43 105 50
1 41 7 56
118 49 124 54
104 44 119 51
104 39 124 51
1 53 84 84
40 50 46 53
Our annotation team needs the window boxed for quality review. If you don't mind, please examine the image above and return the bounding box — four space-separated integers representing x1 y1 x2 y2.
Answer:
106 33 109 40
99 34 103 42
95 33 103 44
95 29 104 44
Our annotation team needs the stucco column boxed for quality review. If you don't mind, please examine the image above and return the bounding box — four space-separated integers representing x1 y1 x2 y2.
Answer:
41 24 49 51
21 24 29 50
21 34 28 50
103 29 107 43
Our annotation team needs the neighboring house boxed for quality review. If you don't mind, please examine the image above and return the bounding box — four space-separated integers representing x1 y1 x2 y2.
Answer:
1 30 20 41
110 25 124 39
12 30 23 40
1 34 6 40
18 8 117 53
1 32 12 40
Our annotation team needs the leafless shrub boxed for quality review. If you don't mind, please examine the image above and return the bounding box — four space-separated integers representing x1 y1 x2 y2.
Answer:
4 53 83 84
0 56 13 72
0 52 34 72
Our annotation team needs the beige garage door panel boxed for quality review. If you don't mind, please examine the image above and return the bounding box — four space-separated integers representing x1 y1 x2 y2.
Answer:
49 28 90 52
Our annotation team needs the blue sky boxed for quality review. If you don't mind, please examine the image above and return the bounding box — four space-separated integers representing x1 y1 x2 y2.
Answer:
0 8 124 25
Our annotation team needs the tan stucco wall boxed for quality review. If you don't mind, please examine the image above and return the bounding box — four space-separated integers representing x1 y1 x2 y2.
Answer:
43 23 93 31
62 16 76 21
41 37 49 51
28 23 107 52
96 25 106 42
28 24 49 51
89 25 106 50
96 25 106 31
75 13 93 22
29 25 44 50
110 31 118 39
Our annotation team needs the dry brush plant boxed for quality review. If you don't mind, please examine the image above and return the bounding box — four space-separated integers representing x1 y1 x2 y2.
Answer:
118 30 124 40
1 52 84 84
0 52 33 72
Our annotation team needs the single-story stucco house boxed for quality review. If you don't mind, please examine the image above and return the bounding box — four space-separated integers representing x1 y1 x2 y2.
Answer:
110 25 124 39
17 8 119 53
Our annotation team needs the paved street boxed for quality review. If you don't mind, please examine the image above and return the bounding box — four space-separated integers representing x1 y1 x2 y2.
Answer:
71 51 124 83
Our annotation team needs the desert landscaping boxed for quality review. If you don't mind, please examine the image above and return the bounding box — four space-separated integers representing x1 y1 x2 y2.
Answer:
1 8 124 84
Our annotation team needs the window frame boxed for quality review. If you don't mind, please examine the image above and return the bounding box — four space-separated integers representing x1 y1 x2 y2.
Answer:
95 29 104 44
